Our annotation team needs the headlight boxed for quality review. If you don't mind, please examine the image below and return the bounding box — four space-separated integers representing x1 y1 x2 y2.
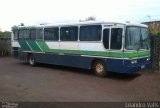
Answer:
147 57 150 61
131 59 137 64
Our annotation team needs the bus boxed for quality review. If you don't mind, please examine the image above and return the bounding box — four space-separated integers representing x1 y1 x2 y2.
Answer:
11 21 151 77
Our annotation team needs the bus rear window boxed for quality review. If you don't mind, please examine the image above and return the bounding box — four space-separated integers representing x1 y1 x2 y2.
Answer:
13 30 18 40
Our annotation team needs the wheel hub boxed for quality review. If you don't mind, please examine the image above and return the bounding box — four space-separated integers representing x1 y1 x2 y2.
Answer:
29 57 34 65
96 63 104 73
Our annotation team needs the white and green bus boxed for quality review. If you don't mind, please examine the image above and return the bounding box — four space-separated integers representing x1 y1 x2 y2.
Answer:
11 21 150 77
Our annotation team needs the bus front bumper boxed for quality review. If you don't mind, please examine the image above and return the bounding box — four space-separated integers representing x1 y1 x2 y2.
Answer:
106 57 151 73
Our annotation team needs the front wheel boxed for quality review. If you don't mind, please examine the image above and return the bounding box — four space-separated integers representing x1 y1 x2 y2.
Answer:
93 60 107 77
28 54 36 66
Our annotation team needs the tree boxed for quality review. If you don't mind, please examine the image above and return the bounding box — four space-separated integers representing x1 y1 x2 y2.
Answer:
0 31 11 38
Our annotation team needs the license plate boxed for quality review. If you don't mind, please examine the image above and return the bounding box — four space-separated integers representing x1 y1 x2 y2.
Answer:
141 65 145 69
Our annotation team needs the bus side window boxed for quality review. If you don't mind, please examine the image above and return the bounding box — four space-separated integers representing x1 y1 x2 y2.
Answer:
13 30 18 40
103 29 109 49
60 26 78 41
44 28 59 41
23 29 30 39
80 25 102 41
110 28 122 50
18 30 23 39
36 28 43 40
30 29 36 40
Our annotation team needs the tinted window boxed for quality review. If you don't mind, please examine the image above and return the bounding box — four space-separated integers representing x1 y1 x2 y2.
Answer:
37 28 43 40
44 28 59 40
18 30 23 39
30 29 36 40
13 30 18 40
60 26 78 41
80 25 102 41
103 29 109 49
110 28 122 49
23 29 30 39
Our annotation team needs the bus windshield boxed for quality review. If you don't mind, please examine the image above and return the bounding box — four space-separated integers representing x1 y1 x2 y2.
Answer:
125 26 150 50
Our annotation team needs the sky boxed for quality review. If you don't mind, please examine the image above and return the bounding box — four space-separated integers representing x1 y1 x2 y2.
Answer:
0 0 160 31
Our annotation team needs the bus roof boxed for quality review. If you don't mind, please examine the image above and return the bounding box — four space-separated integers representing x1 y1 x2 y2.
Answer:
12 21 148 29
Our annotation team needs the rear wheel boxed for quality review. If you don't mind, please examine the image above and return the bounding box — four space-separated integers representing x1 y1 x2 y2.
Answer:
93 60 107 77
28 54 36 66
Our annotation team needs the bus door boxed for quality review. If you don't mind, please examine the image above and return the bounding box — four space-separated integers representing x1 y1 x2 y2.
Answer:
103 28 110 50
103 25 124 53
104 25 125 64
110 26 124 62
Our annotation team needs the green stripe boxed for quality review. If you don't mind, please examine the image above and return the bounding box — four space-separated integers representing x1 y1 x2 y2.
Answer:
35 41 150 59
123 51 150 58
27 40 41 52
18 40 31 51
46 49 149 59
36 40 50 52
19 40 150 59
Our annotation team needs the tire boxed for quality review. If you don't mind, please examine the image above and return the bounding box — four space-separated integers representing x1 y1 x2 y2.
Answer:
28 54 36 66
93 60 107 77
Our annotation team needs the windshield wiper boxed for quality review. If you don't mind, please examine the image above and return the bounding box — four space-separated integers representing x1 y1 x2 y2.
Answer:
137 32 143 51
141 38 150 50
137 43 141 51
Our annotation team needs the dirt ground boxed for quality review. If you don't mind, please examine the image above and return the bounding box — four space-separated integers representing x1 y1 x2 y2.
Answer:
0 57 160 102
